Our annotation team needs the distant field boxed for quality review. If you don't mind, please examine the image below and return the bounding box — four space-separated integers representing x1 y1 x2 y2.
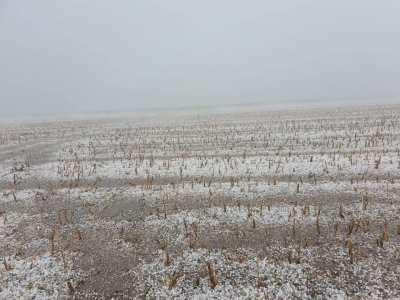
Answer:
1 104 400 299
1 95 398 123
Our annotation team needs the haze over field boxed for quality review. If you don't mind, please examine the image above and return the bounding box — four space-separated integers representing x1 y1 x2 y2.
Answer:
1 0 400 117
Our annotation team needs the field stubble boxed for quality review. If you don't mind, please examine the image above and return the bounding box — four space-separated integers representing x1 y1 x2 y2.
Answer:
1 105 400 299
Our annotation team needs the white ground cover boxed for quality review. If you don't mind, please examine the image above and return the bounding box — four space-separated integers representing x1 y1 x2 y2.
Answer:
1 104 399 299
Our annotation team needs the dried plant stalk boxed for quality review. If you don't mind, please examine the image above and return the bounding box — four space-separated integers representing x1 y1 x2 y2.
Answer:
61 249 67 268
3 257 11 271
76 229 82 240
288 251 292 263
382 220 390 243
67 281 75 295
50 230 55 255
264 227 269 247
316 216 321 235
207 261 217 289
247 204 252 218
70 230 75 250
334 220 338 235
296 241 301 264
118 226 124 238
292 219 296 237
347 218 355 235
349 241 354 264
156 238 166 250
268 199 273 211
12 192 18 202
236 254 245 263
165 252 172 266
183 219 189 237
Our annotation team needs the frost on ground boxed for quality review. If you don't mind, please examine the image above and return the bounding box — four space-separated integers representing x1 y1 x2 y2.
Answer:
1 252 81 299
1 104 400 299
0 211 83 299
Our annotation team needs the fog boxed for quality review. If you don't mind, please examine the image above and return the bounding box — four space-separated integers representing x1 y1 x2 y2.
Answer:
1 1 399 117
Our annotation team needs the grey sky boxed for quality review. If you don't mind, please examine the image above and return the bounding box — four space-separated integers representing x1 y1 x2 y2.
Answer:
1 1 399 116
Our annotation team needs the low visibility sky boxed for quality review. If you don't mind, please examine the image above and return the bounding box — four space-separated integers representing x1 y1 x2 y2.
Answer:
1 1 399 116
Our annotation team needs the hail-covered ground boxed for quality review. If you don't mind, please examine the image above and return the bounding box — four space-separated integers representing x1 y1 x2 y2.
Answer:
1 105 400 299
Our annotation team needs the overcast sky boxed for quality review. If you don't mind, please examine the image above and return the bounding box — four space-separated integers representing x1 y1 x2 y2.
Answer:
1 1 399 116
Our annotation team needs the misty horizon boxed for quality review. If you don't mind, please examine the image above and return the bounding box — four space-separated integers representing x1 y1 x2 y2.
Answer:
2 96 399 123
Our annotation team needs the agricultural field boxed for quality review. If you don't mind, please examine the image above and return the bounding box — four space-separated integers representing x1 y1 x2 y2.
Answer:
1 104 400 299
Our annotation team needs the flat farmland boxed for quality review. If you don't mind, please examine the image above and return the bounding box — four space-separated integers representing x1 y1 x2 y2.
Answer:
1 104 400 299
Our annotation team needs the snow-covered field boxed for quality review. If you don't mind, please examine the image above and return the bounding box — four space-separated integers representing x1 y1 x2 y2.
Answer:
1 104 400 299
